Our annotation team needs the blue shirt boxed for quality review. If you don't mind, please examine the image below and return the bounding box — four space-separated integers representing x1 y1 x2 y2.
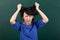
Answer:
11 19 46 40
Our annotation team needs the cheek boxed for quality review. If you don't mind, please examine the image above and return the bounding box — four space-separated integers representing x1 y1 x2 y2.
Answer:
23 17 27 21
30 17 34 20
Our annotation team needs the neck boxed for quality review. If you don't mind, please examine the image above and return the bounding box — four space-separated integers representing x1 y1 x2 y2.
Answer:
23 22 32 25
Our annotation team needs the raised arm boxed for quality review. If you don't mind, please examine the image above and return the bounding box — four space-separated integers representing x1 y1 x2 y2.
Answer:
35 2 49 23
10 4 22 24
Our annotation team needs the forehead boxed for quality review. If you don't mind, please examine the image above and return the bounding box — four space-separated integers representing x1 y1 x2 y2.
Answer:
24 12 33 16
24 12 28 16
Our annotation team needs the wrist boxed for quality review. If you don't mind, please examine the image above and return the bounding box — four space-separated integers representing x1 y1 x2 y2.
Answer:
17 9 20 11
36 8 40 11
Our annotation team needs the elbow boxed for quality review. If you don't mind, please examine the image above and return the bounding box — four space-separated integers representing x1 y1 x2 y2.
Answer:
43 18 49 23
10 20 12 24
46 19 49 23
45 18 49 23
10 20 15 24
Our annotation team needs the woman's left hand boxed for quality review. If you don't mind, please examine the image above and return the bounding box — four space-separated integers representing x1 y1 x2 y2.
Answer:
35 2 40 10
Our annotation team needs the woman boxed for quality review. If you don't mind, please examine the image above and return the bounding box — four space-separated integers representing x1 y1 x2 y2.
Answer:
10 2 49 40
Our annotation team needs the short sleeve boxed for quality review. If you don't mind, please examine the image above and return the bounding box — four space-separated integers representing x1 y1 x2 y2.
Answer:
11 21 21 31
35 19 46 29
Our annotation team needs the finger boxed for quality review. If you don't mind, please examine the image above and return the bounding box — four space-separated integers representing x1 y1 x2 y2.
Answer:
35 2 37 5
18 4 22 6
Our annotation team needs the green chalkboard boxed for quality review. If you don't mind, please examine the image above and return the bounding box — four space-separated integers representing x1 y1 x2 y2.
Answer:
0 0 60 40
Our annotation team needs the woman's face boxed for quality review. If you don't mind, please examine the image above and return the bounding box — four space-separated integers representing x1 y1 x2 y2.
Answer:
23 12 34 25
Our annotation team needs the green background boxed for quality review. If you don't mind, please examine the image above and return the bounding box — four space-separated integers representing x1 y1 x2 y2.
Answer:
0 0 60 40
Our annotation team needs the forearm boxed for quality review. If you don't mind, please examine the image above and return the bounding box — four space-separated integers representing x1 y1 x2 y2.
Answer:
36 8 49 23
10 9 20 24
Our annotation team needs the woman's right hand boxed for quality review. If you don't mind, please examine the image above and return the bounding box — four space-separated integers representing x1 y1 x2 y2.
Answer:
17 4 22 11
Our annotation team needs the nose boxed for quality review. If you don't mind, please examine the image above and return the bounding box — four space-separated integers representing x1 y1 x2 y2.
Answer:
27 16 30 21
